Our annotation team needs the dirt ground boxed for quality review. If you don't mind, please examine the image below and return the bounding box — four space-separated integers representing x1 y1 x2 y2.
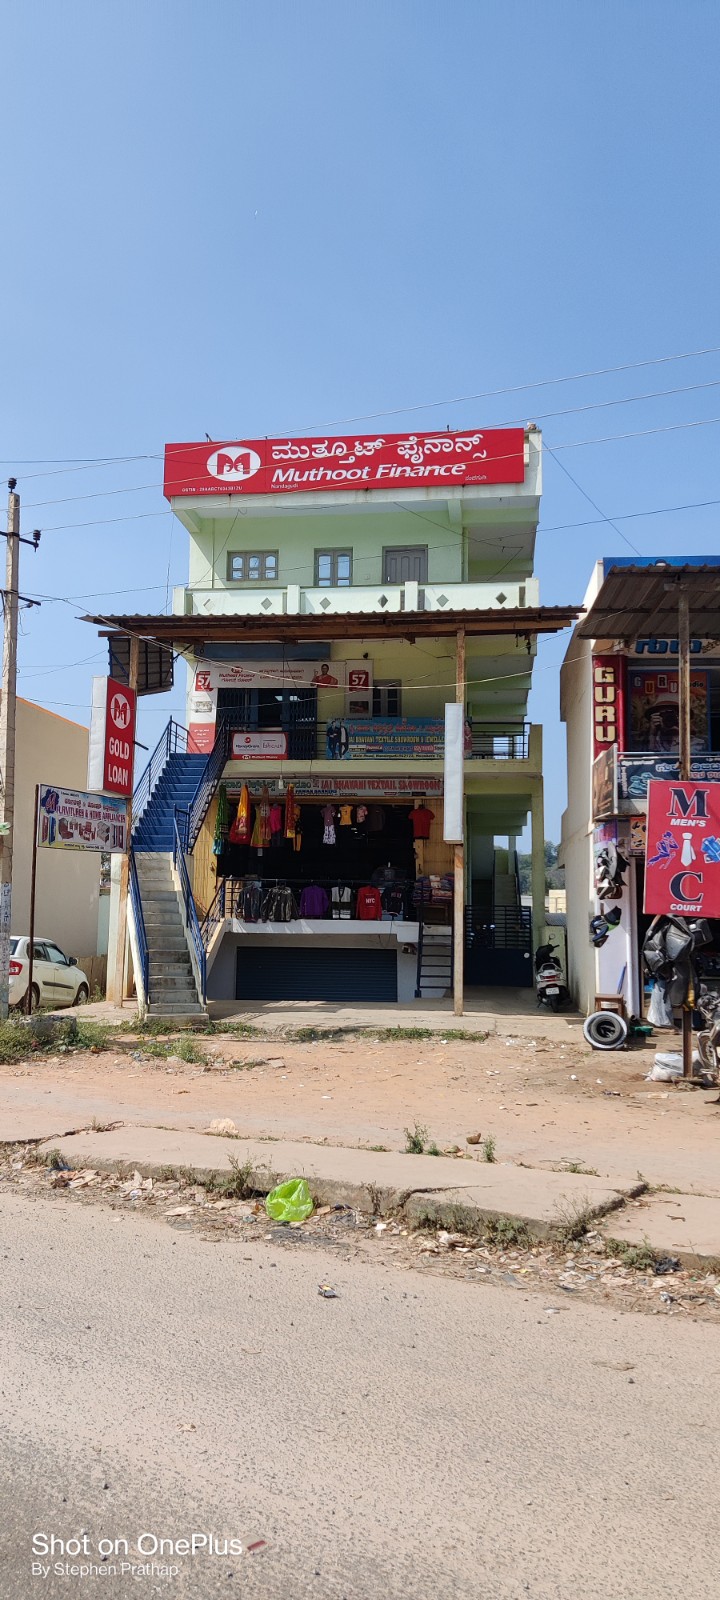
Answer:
2 1024 719 1193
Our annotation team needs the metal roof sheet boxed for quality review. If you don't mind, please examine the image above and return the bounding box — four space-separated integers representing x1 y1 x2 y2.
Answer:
577 564 720 641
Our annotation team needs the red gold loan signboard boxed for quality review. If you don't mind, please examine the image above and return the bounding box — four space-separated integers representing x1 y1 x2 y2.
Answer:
645 779 720 916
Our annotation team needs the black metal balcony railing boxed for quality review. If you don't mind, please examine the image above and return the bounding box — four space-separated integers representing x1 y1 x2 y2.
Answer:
225 719 531 763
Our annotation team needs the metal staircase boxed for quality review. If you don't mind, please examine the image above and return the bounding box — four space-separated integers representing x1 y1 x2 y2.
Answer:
415 915 453 998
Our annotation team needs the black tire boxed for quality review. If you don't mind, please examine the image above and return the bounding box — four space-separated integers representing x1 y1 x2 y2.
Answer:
75 984 89 1006
548 994 560 1013
30 984 40 1014
583 1011 628 1050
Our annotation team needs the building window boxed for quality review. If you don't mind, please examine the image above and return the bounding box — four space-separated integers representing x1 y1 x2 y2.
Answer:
227 551 278 583
373 680 402 717
315 550 352 587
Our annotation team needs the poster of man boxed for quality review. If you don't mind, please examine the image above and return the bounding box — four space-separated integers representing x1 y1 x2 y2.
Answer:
628 667 708 754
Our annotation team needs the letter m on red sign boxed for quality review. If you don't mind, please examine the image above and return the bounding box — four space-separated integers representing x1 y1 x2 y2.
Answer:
668 786 709 819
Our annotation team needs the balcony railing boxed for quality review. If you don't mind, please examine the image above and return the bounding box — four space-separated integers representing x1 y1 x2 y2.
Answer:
174 578 538 618
224 719 533 763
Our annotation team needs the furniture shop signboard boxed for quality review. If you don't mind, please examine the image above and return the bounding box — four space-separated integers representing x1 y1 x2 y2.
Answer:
645 779 720 917
38 786 128 852
164 429 526 498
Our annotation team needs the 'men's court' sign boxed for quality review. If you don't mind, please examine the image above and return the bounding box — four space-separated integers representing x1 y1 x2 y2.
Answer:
645 779 720 916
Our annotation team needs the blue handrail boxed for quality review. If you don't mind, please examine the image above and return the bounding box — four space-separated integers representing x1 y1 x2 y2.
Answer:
184 717 231 852
128 849 149 1003
173 811 207 1003
133 719 188 826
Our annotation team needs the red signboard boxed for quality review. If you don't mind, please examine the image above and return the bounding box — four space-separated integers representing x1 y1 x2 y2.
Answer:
592 655 625 758
164 429 525 499
645 779 720 916
103 678 137 797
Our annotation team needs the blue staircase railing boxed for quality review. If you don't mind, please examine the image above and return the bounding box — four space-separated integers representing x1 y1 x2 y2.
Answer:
173 811 207 1004
184 717 231 852
133 719 188 826
128 849 149 1003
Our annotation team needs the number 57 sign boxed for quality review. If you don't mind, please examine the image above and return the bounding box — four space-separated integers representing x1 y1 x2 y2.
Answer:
645 779 720 916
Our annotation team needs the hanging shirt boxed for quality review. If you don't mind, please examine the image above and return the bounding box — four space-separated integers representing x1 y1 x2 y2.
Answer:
321 804 336 846
356 805 368 826
357 886 383 920
269 803 284 835
410 805 435 840
367 805 385 832
338 804 353 826
299 884 329 918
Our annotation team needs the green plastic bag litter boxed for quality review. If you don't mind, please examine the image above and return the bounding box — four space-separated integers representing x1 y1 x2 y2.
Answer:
265 1178 314 1223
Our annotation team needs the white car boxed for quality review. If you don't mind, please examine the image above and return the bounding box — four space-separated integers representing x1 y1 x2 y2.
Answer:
9 938 90 1012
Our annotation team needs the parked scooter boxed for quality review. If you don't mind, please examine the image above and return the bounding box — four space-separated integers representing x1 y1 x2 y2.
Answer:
534 940 568 1012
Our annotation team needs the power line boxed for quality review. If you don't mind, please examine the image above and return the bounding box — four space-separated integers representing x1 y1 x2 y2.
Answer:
543 445 641 555
17 379 720 511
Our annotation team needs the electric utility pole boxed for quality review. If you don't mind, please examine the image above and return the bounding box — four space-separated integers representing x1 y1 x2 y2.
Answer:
0 480 20 1017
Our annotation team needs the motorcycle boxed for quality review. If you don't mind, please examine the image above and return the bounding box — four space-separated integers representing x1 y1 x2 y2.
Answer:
534 940 568 1012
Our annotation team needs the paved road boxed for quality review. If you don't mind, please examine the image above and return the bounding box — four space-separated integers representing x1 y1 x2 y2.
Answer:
1 1193 717 1600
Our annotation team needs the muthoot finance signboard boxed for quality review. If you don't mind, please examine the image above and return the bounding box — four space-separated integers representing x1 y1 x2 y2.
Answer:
164 429 525 498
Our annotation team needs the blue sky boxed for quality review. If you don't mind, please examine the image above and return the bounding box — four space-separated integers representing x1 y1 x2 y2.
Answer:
2 0 719 840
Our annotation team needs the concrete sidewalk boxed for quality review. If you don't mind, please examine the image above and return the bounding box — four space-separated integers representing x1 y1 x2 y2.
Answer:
35 1125 643 1240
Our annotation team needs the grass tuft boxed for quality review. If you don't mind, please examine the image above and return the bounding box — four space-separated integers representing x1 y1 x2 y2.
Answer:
404 1121 428 1155
481 1134 496 1164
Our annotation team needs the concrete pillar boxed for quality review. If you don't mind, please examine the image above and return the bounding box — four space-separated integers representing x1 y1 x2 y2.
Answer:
286 584 301 614
530 785 546 953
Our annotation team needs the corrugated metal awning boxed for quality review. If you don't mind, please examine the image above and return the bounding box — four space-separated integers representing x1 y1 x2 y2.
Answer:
577 564 720 640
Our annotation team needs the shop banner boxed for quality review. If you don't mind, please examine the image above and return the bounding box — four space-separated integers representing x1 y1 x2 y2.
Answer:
38 786 128 852
627 666 709 754
194 661 348 692
230 731 288 760
327 717 445 759
645 779 720 916
225 776 444 798
165 429 525 499
619 755 720 805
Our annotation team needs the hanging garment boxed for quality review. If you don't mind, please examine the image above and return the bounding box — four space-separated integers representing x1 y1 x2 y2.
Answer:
261 884 298 923
357 886 383 920
239 880 263 922
410 805 435 840
331 885 354 919
356 804 368 827
285 784 300 840
338 804 354 827
229 783 251 846
299 884 330 918
251 793 272 850
213 785 230 855
367 805 385 833
321 804 337 846
269 802 284 847
382 884 406 918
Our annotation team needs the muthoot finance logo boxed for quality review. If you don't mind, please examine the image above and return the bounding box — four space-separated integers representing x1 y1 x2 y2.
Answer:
207 445 261 482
